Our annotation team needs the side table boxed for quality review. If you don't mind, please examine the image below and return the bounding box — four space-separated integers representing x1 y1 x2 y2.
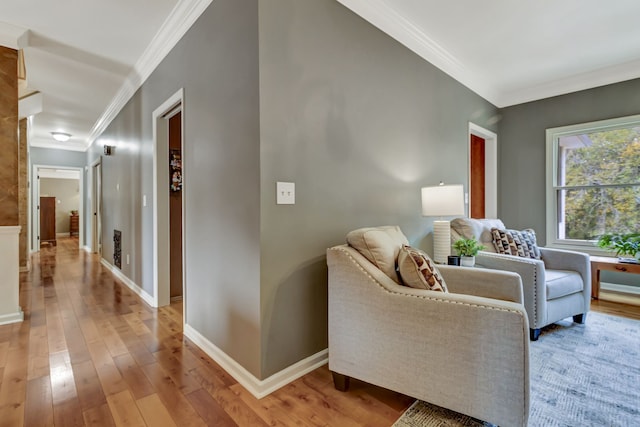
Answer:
590 255 640 299
69 214 79 237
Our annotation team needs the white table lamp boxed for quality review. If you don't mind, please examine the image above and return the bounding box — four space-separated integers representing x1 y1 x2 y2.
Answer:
422 184 465 263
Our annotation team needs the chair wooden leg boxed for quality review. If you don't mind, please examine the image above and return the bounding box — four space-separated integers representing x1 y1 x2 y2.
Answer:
530 328 541 341
573 313 586 324
331 371 350 392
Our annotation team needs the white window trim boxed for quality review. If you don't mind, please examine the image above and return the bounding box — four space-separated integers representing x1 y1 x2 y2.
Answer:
545 113 640 255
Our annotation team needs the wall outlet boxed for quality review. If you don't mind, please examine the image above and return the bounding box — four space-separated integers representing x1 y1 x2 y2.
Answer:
276 182 295 205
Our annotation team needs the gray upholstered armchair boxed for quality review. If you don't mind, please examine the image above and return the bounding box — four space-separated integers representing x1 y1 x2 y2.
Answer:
328 226 530 427
450 218 591 341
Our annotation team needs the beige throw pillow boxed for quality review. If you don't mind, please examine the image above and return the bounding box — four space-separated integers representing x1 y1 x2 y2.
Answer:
397 245 448 292
346 226 409 283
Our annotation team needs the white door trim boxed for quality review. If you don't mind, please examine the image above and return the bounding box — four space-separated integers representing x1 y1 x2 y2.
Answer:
468 122 498 219
152 88 184 310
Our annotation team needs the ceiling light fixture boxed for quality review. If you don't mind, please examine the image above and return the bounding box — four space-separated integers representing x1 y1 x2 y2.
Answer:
51 132 71 142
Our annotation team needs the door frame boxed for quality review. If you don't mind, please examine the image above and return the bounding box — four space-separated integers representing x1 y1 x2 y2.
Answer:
468 122 497 218
31 164 85 251
152 88 185 311
90 158 102 254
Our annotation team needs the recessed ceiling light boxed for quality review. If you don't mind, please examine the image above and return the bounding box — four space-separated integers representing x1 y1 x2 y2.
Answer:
51 132 71 142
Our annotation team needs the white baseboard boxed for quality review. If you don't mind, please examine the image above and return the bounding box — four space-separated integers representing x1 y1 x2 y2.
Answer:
100 258 155 307
183 323 328 399
0 310 24 326
601 281 640 295
83 246 92 253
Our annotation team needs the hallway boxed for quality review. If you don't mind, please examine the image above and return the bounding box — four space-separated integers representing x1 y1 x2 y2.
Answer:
4 238 240 426
1 238 412 426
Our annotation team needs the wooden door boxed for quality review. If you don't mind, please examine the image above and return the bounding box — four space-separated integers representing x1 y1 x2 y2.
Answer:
470 134 486 218
169 112 183 299
40 196 56 246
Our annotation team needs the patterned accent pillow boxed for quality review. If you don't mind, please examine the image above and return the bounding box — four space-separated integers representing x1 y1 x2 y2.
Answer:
397 245 448 292
517 228 541 259
491 228 541 260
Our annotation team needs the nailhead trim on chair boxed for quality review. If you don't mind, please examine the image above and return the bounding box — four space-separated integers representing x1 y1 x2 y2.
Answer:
331 247 527 315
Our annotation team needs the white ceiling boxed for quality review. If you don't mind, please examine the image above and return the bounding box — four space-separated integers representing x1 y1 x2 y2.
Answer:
3 0 640 152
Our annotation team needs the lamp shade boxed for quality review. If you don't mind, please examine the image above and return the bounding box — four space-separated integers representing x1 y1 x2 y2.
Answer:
421 184 464 217
421 184 464 263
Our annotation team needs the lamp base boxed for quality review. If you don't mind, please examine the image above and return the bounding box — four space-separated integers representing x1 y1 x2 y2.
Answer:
433 220 452 264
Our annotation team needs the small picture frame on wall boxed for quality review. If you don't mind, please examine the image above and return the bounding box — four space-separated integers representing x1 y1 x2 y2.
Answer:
170 149 182 192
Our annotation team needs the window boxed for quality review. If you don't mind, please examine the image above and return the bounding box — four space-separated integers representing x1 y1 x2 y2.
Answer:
546 114 640 252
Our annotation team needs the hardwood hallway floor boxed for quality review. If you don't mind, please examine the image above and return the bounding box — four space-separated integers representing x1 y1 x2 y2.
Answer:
1 238 412 427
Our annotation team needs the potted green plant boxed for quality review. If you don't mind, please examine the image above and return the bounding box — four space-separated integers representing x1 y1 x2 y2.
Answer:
597 233 640 263
453 237 485 267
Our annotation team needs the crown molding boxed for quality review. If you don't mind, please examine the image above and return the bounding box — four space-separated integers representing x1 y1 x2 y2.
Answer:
336 0 499 105
86 0 212 148
495 57 640 107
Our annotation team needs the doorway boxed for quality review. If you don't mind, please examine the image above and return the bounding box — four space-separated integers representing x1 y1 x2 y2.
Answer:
31 165 84 251
152 88 185 313
468 123 497 219
470 134 485 218
91 159 102 254
169 111 183 301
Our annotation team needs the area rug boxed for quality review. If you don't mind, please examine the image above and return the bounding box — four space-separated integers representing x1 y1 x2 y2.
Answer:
393 312 640 427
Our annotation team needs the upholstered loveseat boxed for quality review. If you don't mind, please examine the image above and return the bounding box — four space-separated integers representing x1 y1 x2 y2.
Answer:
328 226 530 426
450 218 591 340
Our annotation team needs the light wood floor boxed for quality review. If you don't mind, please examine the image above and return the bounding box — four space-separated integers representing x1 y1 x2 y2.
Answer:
2 238 413 426
2 238 639 426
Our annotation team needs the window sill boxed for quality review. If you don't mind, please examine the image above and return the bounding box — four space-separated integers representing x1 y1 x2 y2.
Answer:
545 241 611 257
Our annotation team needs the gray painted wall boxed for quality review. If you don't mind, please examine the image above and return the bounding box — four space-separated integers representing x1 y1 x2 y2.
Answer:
86 0 262 376
258 0 499 377
30 147 87 167
87 95 146 289
498 78 640 287
82 0 499 380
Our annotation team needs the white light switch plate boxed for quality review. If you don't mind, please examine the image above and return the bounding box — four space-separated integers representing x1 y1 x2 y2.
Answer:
277 182 295 205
